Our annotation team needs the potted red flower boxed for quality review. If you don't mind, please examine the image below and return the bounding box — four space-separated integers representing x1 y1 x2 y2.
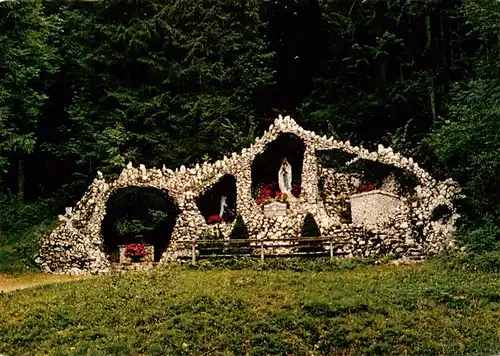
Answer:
124 243 147 262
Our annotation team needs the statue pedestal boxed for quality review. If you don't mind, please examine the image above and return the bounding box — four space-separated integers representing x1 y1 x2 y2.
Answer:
263 202 287 218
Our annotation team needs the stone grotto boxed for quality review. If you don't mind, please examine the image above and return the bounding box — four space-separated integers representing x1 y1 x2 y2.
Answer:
39 115 463 274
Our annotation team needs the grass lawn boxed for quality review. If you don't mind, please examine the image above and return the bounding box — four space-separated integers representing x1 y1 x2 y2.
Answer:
0 259 499 355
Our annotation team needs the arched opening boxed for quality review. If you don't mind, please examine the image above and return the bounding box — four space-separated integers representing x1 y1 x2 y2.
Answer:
344 158 419 196
430 204 452 222
251 133 305 202
196 174 237 224
101 187 179 263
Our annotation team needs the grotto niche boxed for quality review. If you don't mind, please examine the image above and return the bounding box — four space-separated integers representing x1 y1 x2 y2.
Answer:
251 132 304 203
101 187 180 263
41 115 463 275
196 174 237 224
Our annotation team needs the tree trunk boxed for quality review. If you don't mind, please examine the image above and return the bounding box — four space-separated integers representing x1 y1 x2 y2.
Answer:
429 84 436 122
425 15 436 122
17 153 24 204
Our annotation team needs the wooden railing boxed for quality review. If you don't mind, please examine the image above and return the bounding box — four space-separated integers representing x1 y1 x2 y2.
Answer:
176 236 348 265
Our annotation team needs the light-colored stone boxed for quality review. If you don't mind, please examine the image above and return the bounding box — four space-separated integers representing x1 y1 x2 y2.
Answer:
350 190 404 229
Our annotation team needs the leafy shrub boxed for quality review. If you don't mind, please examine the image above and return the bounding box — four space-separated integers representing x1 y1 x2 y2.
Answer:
0 193 59 273
426 77 500 252
434 251 500 273
115 219 150 236
455 216 500 252
230 215 249 240
189 257 366 272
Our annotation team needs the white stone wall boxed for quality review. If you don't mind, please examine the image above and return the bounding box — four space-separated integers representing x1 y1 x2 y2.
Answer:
40 115 463 274
350 190 405 229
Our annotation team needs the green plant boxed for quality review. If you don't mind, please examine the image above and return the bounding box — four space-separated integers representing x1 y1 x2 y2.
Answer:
434 251 500 273
115 219 150 236
230 215 249 240
0 193 59 273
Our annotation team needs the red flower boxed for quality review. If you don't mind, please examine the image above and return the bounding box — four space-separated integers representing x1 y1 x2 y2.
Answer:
359 184 375 192
124 243 146 258
256 185 274 203
255 182 294 205
208 215 224 224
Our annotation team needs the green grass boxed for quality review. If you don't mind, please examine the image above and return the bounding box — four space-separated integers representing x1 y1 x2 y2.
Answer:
0 260 499 355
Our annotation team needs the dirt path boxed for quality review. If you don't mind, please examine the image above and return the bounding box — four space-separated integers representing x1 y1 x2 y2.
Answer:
0 273 90 293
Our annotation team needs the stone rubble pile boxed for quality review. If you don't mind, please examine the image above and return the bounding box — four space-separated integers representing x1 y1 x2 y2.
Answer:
40 115 462 274
319 168 360 222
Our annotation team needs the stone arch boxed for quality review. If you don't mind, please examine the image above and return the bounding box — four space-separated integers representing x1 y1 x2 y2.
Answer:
196 174 237 223
251 132 305 199
101 187 180 262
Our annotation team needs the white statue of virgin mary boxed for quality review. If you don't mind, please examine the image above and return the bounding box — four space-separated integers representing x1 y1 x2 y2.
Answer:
278 158 292 195
219 195 227 218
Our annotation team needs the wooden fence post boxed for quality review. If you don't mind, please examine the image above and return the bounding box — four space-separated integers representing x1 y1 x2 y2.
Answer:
329 237 334 259
260 240 264 263
191 238 196 265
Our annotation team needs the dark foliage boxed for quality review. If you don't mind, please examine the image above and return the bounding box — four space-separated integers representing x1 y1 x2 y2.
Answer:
1 0 499 271
230 215 249 240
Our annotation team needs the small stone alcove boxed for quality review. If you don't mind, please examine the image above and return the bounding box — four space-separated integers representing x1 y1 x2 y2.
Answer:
251 133 305 199
196 174 237 223
430 204 453 222
316 149 357 173
344 160 413 228
345 159 419 196
101 187 179 262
